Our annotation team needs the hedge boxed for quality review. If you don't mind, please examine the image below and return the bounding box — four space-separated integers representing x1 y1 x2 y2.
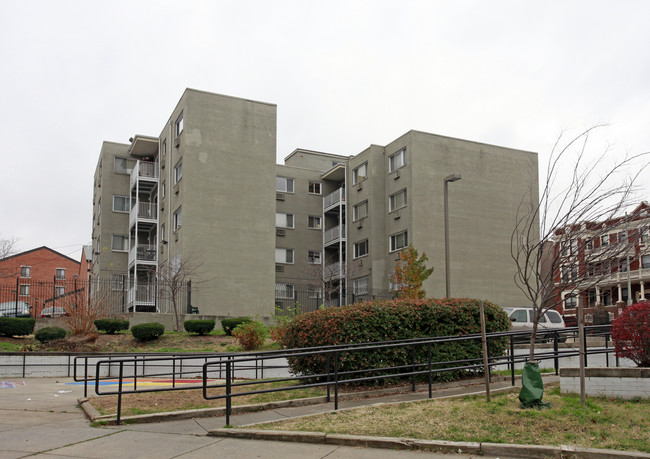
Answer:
0 317 36 337
35 327 67 342
611 302 650 367
184 319 215 335
94 319 129 334
274 298 511 383
221 317 251 336
131 322 165 342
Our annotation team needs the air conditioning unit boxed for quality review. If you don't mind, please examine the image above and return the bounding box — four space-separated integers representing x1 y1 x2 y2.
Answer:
276 229 286 237
275 265 284 272
276 193 285 201
394 169 400 179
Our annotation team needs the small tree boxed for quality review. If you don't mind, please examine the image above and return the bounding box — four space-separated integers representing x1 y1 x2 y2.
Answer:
156 256 203 332
298 253 363 307
611 302 650 367
390 246 434 300
59 280 116 335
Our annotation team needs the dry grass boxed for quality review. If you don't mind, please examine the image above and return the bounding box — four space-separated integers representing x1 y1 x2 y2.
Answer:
254 387 650 453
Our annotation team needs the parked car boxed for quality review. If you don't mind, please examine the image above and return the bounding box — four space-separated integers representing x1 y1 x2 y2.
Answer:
0 301 32 318
503 307 567 342
40 306 69 318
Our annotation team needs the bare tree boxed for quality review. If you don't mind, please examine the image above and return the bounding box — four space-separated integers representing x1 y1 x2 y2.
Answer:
298 254 364 307
511 125 650 360
59 280 116 334
156 255 203 331
0 237 18 278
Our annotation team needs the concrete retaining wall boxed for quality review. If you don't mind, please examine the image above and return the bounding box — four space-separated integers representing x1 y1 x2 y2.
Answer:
560 367 650 399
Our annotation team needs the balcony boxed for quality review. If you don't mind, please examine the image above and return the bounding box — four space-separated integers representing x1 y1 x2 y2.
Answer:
324 224 345 245
129 201 158 226
128 244 157 266
128 283 156 308
324 188 345 210
130 160 159 188
324 261 346 278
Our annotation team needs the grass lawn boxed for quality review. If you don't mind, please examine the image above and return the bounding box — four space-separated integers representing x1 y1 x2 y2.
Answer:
253 387 650 454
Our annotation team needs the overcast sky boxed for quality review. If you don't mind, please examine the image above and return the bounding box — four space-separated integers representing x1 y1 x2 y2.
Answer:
1 0 649 261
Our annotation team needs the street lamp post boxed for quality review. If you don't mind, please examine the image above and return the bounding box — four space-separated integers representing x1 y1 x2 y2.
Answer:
444 173 462 298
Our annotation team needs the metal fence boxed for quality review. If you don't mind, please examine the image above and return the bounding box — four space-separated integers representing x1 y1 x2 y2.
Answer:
274 284 395 315
0 277 190 317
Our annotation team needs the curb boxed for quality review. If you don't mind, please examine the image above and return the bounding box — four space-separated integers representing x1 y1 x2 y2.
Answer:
208 428 650 458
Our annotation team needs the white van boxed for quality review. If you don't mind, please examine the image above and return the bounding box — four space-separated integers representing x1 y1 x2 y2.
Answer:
503 307 566 341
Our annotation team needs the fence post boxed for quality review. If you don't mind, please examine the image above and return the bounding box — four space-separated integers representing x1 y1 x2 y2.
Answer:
225 359 232 426
186 279 192 313
15 278 19 316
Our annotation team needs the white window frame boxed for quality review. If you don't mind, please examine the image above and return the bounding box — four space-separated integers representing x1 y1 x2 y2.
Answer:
275 213 294 229
19 284 30 296
352 276 369 295
20 266 31 278
114 157 130 174
111 274 126 290
642 254 650 269
161 180 166 198
55 285 65 297
162 138 167 157
601 234 609 247
353 200 368 221
389 189 407 212
275 248 294 264
308 215 322 229
55 268 66 280
174 159 183 184
354 239 369 258
175 112 184 137
173 207 182 231
160 223 166 241
641 227 649 244
389 148 406 172
353 162 367 184
390 230 408 252
308 181 322 195
112 195 130 213
111 235 128 252
275 283 294 299
276 176 294 193
308 250 322 264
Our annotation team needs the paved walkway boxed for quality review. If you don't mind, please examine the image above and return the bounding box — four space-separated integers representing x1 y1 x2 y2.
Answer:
0 377 526 458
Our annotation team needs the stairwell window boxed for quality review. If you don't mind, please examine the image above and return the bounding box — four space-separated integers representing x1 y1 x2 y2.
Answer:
20 285 30 296
308 250 321 264
354 239 368 258
308 181 322 194
276 177 294 193
113 195 130 212
173 207 182 231
111 235 128 252
174 159 183 184
55 286 65 297
308 215 322 229
390 230 408 252
389 148 406 172
353 201 368 221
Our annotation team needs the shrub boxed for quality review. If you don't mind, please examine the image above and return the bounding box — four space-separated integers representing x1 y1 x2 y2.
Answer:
94 319 129 334
221 317 251 336
274 298 510 383
35 327 67 342
0 317 36 337
184 319 215 335
611 302 650 367
131 322 165 342
232 321 269 350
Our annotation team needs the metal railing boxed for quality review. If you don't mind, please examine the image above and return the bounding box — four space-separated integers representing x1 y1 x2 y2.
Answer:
71 325 619 425
323 188 345 209
324 224 345 244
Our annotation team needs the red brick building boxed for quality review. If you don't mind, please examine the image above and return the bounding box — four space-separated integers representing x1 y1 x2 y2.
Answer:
0 246 82 316
553 202 650 323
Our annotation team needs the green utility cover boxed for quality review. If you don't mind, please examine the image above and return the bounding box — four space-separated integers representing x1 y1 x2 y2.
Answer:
519 361 551 409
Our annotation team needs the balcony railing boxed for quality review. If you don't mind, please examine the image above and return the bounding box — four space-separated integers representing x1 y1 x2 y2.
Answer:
129 244 157 265
128 284 156 306
129 201 158 225
324 188 345 209
324 261 346 278
130 161 159 188
324 224 345 244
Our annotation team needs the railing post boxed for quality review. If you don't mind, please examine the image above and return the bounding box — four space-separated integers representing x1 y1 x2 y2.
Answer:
225 359 232 426
553 331 559 375
411 344 416 392
427 342 432 398
509 335 515 386
334 352 339 410
117 362 124 425
326 353 331 402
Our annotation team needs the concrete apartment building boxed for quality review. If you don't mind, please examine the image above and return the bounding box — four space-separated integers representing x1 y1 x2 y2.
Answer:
92 88 538 320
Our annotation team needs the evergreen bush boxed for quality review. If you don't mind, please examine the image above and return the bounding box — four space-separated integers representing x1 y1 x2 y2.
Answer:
611 302 650 367
35 326 67 342
184 319 215 335
221 317 251 336
94 319 129 334
274 298 510 383
131 322 165 342
0 317 36 337
232 321 268 350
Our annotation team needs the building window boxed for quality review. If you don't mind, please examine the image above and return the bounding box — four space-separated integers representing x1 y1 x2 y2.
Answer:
353 163 367 184
601 234 609 247
173 207 182 231
161 181 166 198
352 276 369 295
641 227 649 244
354 239 369 258
175 112 184 137
308 284 321 298
390 230 408 252
275 283 294 299
617 231 627 245
275 248 294 264
113 195 130 212
389 148 406 172
561 265 570 282
276 177 294 193
174 159 183 184
308 181 322 194
114 157 132 174
585 238 593 250
619 258 628 272
389 189 407 212
55 268 66 280
111 235 128 252
162 139 167 157
570 239 578 254
160 224 166 241
55 286 65 297
308 250 321 264
19 284 29 296
20 266 31 278
275 213 294 229
308 215 322 229
642 255 650 269
564 294 577 309
353 201 368 221
111 274 126 290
